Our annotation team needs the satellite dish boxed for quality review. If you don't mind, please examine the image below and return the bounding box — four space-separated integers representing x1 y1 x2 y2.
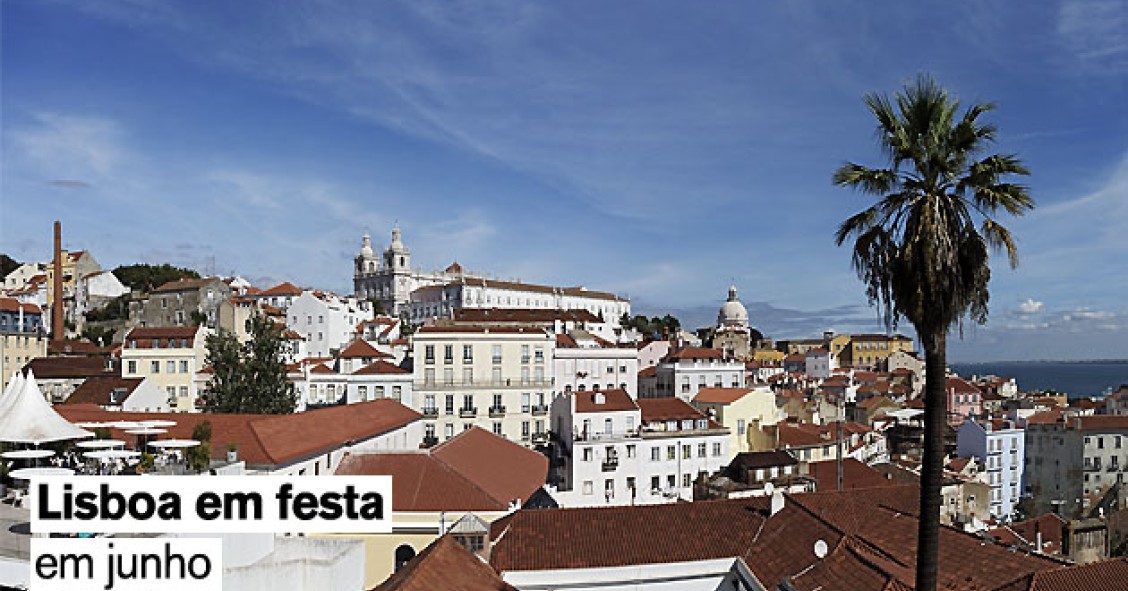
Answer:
763 482 775 496
814 539 828 559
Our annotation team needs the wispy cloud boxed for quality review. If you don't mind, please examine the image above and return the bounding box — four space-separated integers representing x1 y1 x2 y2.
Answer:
1057 0 1128 74
9 113 125 182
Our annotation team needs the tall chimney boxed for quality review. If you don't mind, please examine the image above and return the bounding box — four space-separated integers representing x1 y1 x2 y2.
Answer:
53 221 64 342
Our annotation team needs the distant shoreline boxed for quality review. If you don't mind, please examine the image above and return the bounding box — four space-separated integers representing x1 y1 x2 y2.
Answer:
951 359 1128 366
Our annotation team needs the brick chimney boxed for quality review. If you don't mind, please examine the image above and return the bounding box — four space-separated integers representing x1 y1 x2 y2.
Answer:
52 221 64 342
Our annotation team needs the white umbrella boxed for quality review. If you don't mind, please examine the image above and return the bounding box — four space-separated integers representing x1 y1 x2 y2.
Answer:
75 439 126 449
0 369 92 444
9 467 74 479
1 450 55 460
124 428 168 435
110 421 146 429
149 439 200 449
75 421 115 428
140 420 177 428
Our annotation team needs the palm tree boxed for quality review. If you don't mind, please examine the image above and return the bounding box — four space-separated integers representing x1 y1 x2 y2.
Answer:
833 75 1033 591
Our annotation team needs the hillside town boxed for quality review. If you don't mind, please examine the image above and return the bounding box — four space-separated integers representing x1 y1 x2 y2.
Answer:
0 224 1125 590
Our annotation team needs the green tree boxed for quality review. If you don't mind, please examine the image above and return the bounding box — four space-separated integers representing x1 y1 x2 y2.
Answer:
185 420 213 473
112 263 200 292
833 75 1033 591
201 314 296 414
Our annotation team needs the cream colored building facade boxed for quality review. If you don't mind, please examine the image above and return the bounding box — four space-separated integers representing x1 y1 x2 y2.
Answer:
121 325 209 412
412 326 555 446
691 386 780 456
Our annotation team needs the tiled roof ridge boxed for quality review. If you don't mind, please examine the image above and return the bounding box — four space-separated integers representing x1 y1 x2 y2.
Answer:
246 418 281 465
428 452 508 508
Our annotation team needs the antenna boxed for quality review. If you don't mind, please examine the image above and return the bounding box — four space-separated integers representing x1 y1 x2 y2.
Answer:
814 539 828 559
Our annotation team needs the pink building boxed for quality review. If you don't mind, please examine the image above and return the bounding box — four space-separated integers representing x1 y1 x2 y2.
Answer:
946 377 983 425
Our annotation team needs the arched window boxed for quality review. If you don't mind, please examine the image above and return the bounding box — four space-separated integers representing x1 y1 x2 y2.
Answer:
394 544 416 571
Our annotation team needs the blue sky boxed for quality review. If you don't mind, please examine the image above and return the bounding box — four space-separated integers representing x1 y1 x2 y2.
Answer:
2 1 1126 362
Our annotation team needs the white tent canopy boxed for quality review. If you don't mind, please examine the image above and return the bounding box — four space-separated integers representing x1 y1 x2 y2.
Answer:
0 370 93 444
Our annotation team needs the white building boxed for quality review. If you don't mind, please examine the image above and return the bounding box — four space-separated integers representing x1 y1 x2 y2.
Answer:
554 330 639 398
286 291 374 358
650 347 745 401
352 227 631 322
804 348 836 379
411 325 555 447
121 325 210 412
550 390 729 506
957 418 1025 519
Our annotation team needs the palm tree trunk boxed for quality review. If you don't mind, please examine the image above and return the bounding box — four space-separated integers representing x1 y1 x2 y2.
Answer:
915 331 947 591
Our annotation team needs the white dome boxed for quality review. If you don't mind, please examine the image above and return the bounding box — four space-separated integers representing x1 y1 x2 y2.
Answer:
717 285 748 327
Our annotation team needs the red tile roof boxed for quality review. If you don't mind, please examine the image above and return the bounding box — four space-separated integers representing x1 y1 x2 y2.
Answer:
0 297 42 314
1078 415 1128 431
637 366 657 378
416 326 548 335
775 423 827 448
453 307 601 324
637 397 709 422
372 534 515 591
58 399 421 469
23 356 114 379
336 427 547 512
257 281 302 296
489 485 1060 590
150 277 221 293
692 387 753 404
124 326 200 348
63 377 143 406
665 347 723 361
352 361 409 375
573 389 638 413
1004 557 1128 591
807 458 898 491
338 339 393 359
946 377 982 394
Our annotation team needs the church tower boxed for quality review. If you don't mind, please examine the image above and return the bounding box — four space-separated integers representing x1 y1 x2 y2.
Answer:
385 225 411 274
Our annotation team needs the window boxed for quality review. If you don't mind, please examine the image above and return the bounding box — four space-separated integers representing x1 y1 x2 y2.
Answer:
698 443 706 458
492 345 502 364
667 446 676 460
605 479 614 497
444 345 454 363
737 419 747 435
627 445 636 458
582 481 593 495
445 395 455 415
151 361 160 373
534 347 544 362
444 424 454 439
667 475 676 489
712 442 722 457
424 368 435 385
492 422 502 435
627 477 636 491
521 345 530 363
318 315 324 324
651 447 661 461
424 345 435 363
521 421 530 437
683 473 691 487
682 444 691 459
521 393 531 412
179 360 189 373
179 386 188 398
462 394 474 411
127 360 137 374
604 418 613 434
444 368 454 386
167 360 176 373
463 345 473 362
392 386 401 400
651 476 660 492
166 386 176 397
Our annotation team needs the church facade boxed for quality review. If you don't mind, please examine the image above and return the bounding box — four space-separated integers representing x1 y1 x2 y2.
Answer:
353 228 630 322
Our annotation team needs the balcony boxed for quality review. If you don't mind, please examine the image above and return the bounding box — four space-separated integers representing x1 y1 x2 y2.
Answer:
575 430 638 442
531 404 549 416
489 405 506 417
1108 465 1120 473
417 377 552 390
459 407 478 418
422 407 439 419
602 456 619 472
422 435 438 448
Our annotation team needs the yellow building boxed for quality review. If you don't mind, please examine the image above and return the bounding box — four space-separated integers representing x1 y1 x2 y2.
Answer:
752 348 785 362
0 298 47 380
691 386 780 456
844 334 914 368
120 325 209 412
